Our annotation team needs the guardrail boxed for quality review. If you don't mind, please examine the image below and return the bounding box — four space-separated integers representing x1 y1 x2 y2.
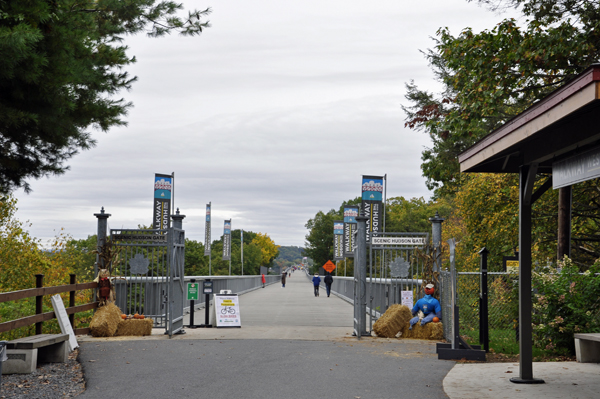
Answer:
0 274 97 336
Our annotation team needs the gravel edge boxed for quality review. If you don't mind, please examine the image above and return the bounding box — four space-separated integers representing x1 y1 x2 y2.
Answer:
0 349 85 398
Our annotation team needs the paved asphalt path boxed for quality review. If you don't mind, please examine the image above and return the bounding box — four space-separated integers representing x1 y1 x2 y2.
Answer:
77 273 453 398
78 339 452 399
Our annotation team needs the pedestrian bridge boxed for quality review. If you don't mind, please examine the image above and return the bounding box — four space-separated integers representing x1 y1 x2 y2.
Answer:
180 272 354 340
80 272 355 342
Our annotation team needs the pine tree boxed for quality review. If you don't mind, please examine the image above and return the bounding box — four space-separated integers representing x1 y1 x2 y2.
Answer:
0 0 210 193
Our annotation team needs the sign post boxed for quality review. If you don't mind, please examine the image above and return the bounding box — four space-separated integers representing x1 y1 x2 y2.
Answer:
186 279 199 328
199 280 213 328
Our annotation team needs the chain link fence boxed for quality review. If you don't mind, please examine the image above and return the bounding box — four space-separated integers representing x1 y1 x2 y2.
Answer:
454 272 519 354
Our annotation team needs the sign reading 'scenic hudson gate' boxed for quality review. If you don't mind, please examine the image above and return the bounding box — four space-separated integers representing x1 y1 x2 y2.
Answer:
371 237 426 246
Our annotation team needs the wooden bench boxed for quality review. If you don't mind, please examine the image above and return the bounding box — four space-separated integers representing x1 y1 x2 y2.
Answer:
2 334 69 374
574 333 600 363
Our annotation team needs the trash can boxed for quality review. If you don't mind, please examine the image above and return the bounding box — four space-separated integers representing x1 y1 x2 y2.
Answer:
0 341 7 388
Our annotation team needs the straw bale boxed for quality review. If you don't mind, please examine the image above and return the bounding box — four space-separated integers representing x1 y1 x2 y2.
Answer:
399 320 444 340
90 303 122 337
373 304 412 338
116 318 153 336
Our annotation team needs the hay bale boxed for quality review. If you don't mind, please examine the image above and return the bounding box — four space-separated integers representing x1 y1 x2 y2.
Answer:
399 320 444 340
89 303 122 337
373 304 412 338
115 318 153 336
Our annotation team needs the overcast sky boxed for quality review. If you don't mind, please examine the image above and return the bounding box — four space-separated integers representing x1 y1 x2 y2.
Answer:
14 0 514 247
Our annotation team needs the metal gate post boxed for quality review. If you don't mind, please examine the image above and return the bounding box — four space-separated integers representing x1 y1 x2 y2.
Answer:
94 208 111 303
479 247 489 352
429 211 445 273
354 213 368 339
169 209 186 338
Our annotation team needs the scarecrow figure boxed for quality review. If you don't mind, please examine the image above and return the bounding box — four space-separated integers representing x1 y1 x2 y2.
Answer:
94 268 115 306
409 283 441 329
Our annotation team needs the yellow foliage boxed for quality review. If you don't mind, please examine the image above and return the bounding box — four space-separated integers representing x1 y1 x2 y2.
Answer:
251 232 280 266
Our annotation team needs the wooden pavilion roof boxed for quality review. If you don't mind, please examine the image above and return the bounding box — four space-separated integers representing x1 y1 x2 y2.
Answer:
459 64 600 174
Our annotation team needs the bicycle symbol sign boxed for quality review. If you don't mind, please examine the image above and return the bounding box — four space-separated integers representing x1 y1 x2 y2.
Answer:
215 294 241 327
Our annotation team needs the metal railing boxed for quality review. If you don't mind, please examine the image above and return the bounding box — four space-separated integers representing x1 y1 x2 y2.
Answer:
183 275 280 314
305 272 423 333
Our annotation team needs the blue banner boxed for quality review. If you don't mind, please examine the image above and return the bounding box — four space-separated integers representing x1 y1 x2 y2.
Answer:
361 175 384 243
361 176 384 201
343 206 359 257
222 219 232 261
153 173 172 229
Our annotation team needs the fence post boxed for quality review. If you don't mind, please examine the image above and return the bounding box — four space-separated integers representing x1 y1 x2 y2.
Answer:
35 274 44 335
429 212 445 273
69 274 76 328
479 247 489 352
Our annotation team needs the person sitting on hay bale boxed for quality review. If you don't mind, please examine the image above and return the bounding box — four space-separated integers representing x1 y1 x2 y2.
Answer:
409 283 441 330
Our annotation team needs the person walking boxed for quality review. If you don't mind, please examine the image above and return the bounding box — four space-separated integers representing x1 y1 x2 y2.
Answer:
312 273 321 297
261 273 266 288
281 271 287 288
324 272 333 297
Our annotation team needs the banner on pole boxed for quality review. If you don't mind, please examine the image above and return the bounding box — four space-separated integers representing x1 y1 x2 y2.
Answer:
153 173 172 229
204 203 211 255
333 220 344 261
360 175 384 243
343 206 359 257
222 219 231 261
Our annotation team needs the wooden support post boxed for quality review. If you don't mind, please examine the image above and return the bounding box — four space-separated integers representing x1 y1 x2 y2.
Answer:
69 274 76 328
35 274 44 335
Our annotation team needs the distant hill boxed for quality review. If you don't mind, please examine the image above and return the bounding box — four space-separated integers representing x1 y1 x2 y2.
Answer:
274 246 307 269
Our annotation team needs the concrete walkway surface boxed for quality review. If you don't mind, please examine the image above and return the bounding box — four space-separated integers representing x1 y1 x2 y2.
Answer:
444 361 600 399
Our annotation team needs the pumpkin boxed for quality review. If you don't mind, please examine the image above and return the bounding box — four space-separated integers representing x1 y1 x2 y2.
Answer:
433 317 440 323
121 314 126 320
134 313 140 319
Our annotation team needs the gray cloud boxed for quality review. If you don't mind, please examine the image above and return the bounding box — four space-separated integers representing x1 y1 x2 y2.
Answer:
14 0 514 247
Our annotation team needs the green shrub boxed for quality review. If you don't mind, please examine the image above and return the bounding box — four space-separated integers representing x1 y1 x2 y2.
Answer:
532 257 600 355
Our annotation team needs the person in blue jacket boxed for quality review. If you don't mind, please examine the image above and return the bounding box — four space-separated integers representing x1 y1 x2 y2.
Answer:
409 283 442 329
312 273 321 297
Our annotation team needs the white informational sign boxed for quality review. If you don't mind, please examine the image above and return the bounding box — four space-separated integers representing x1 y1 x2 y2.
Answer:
401 291 414 309
214 294 241 328
371 237 425 246
50 294 79 352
